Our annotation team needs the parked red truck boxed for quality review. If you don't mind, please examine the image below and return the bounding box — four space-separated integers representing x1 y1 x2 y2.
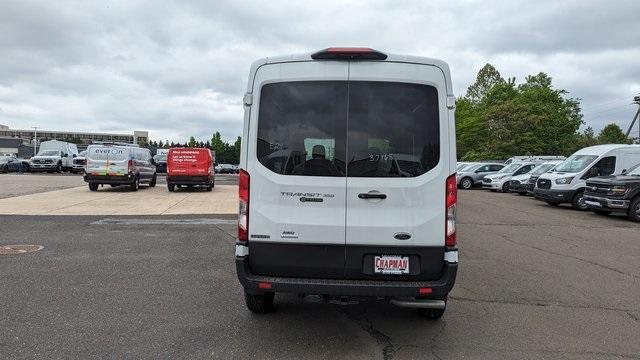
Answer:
166 148 215 191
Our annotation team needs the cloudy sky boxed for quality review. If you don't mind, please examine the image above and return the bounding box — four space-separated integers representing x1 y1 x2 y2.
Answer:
1 0 639 143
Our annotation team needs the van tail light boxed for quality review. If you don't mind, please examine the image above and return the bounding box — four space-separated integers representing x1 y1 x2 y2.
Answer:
311 47 387 60
127 160 134 173
445 174 457 247
238 169 250 242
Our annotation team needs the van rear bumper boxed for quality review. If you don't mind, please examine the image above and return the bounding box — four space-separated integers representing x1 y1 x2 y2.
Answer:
84 174 134 184
235 254 457 299
166 175 213 186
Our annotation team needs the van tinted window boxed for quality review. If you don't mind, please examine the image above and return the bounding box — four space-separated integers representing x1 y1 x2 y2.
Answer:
257 81 347 176
347 82 439 177
257 81 439 178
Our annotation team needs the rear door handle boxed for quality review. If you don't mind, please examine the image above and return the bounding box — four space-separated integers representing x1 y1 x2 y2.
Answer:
358 193 387 199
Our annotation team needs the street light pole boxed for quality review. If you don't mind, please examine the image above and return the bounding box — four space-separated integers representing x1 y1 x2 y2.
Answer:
32 126 39 156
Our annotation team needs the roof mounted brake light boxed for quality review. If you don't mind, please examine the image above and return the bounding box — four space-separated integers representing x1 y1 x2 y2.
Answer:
311 47 387 60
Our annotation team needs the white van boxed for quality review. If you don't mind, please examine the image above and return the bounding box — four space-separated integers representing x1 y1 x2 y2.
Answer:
84 144 157 191
534 144 640 210
235 48 458 318
30 140 79 172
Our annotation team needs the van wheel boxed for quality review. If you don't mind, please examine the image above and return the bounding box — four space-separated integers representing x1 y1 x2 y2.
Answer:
460 177 473 190
130 177 139 191
206 185 213 192
244 292 274 313
149 174 157 187
628 197 640 222
89 183 98 191
571 191 588 211
168 184 175 192
592 209 612 216
418 298 446 320
56 162 62 173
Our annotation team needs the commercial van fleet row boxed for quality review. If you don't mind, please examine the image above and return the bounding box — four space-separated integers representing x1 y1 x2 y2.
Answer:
83 144 215 191
458 144 640 221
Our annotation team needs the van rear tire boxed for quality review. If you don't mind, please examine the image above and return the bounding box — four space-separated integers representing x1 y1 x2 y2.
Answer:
149 174 157 187
130 177 139 192
168 184 175 192
88 183 98 191
244 292 274 313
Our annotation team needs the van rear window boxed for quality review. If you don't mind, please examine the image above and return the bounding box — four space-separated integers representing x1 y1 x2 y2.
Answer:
257 81 347 177
257 81 440 177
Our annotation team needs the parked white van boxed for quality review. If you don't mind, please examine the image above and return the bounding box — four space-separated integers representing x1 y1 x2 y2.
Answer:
84 143 156 191
30 140 79 173
235 48 458 318
534 144 640 210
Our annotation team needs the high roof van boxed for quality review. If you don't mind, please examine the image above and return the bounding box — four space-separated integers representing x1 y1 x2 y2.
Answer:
534 144 640 210
166 148 215 192
235 47 458 318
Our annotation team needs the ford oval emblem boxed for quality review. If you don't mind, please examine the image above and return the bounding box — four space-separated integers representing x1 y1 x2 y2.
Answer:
394 232 411 240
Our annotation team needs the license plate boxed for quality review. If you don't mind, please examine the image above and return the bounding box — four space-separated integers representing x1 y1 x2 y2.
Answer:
585 200 600 207
374 255 409 274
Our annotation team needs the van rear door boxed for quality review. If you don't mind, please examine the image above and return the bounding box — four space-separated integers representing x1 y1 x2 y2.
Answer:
168 149 209 176
86 145 129 176
246 61 348 279
344 62 450 280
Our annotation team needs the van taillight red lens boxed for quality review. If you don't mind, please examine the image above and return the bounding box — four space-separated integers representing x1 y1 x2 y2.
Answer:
445 174 457 247
127 159 133 173
311 47 387 60
238 169 250 242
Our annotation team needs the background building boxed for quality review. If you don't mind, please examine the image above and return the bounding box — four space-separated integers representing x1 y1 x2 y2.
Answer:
0 126 148 145
0 125 148 157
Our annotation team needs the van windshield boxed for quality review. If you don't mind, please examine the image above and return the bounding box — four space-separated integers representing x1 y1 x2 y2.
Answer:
497 163 520 174
627 164 640 176
554 155 598 173
38 150 59 156
531 163 556 175
257 81 440 177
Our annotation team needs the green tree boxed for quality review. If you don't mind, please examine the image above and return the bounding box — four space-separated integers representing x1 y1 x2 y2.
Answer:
188 136 197 147
158 140 164 148
578 126 599 148
598 123 630 144
456 67 584 160
211 131 225 161
233 136 241 162
465 64 505 103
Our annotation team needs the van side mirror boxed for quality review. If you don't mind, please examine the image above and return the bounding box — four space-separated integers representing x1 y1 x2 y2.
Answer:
72 154 77 158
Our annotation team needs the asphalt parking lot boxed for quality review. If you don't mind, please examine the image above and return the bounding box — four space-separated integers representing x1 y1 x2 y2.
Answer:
1 185 639 359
